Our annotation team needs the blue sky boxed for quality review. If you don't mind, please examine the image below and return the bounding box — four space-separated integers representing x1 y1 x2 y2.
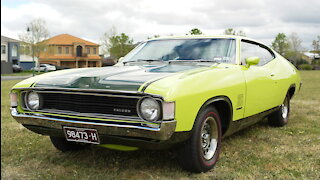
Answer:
1 0 320 49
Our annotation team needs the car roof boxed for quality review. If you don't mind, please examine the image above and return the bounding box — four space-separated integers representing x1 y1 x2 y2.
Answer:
146 35 274 52
148 35 263 43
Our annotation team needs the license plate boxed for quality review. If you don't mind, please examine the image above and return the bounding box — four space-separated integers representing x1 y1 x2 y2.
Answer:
63 126 100 144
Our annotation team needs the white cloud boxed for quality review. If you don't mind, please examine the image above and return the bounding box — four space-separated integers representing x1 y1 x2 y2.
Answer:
1 0 320 49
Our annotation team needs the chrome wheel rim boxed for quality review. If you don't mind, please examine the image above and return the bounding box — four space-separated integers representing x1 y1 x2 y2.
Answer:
281 99 289 119
201 117 218 160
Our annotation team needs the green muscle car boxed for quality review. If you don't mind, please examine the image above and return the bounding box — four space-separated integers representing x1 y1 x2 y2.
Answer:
10 35 301 173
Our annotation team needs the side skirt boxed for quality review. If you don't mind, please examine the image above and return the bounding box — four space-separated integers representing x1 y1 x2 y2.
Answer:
223 106 280 137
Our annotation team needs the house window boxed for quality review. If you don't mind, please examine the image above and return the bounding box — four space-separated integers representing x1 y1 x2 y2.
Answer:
93 48 97 54
1 45 5 54
58 47 62 54
12 45 18 56
66 47 69 54
87 47 90 54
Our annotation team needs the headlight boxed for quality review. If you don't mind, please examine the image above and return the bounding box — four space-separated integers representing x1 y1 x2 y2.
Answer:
26 91 40 110
138 97 161 121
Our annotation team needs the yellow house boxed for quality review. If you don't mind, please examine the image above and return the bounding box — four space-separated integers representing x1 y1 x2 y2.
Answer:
39 34 102 68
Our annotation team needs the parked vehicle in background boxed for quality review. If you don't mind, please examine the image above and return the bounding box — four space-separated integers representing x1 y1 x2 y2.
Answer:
31 64 56 72
12 64 23 72
48 64 71 70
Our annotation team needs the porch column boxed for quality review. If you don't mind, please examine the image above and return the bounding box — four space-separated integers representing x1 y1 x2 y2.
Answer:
75 59 78 68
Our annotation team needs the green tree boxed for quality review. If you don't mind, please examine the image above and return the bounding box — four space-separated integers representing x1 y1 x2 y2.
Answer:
100 26 117 56
312 35 320 51
224 28 236 35
108 33 134 59
100 27 135 59
223 28 246 36
271 33 289 56
286 33 304 66
19 18 49 75
188 28 203 35
147 34 160 39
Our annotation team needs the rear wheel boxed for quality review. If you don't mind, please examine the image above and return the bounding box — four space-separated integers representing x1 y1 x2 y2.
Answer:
177 106 222 173
50 136 89 152
268 94 290 127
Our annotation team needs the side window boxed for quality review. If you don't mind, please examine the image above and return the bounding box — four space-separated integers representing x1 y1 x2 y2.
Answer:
241 41 274 66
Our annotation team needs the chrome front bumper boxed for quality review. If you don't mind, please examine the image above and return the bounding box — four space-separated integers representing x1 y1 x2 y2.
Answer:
11 108 176 141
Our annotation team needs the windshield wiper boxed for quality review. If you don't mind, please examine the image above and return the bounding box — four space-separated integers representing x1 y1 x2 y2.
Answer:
169 59 220 63
137 59 163 62
123 59 163 65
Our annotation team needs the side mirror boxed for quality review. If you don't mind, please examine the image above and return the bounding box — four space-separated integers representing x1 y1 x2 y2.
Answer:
118 57 124 63
245 56 260 68
114 57 124 66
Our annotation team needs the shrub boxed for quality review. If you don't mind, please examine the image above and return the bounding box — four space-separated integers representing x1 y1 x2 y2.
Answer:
313 65 320 70
298 64 313 70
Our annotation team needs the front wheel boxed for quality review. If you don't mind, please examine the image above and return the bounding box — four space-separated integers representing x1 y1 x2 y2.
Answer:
177 106 222 173
50 136 89 152
268 94 290 127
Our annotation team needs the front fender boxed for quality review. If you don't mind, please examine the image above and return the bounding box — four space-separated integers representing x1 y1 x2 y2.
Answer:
144 64 246 132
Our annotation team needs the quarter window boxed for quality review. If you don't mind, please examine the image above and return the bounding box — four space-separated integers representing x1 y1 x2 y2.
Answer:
241 41 274 66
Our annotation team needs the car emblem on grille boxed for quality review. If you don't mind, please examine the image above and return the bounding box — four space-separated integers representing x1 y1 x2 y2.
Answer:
113 108 131 113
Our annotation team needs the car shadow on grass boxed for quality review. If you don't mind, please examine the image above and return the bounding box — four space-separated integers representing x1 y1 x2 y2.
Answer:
43 119 274 176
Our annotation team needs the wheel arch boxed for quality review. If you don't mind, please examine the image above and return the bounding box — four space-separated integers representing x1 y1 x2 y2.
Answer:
287 84 296 99
196 96 233 135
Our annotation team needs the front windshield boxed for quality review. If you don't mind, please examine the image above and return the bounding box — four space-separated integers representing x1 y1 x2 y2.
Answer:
123 38 236 63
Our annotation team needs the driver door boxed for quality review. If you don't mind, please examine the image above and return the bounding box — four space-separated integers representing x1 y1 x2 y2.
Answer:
241 40 278 117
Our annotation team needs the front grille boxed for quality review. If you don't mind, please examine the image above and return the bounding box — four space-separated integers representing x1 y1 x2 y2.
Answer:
39 92 139 117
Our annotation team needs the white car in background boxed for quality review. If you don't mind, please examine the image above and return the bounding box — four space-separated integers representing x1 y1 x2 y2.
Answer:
32 64 56 72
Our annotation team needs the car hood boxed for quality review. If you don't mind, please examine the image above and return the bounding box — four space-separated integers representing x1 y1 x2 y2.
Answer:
33 65 203 91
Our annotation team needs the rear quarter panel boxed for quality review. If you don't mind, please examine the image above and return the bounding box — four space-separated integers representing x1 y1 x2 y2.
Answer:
268 55 301 104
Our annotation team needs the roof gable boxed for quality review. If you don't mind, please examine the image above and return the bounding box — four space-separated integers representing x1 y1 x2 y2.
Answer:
1 35 20 43
44 34 99 46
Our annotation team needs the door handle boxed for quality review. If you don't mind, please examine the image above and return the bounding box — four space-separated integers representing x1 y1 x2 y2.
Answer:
270 73 275 77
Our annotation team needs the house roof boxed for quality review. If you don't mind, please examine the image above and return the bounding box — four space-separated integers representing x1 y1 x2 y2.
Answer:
39 55 102 60
44 34 99 46
1 35 20 43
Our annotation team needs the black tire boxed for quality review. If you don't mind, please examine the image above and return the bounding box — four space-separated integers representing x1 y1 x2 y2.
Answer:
177 106 222 173
268 94 290 127
50 136 89 152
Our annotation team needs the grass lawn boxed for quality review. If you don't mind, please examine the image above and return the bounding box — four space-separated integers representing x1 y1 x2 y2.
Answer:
1 71 44 76
1 71 320 179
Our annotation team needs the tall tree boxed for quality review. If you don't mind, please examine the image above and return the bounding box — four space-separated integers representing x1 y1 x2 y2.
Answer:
271 33 289 56
100 26 117 56
286 33 303 66
188 28 203 35
19 18 49 75
108 33 134 59
312 35 320 51
224 28 236 35
147 34 160 39
223 28 246 36
288 32 302 52
237 30 246 37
